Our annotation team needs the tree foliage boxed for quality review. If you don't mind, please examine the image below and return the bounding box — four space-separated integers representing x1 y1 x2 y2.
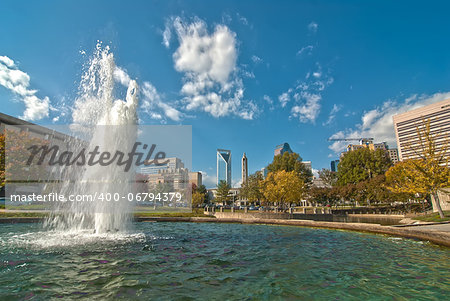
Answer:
262 170 305 208
267 152 313 184
395 119 450 217
337 148 392 186
240 171 264 204
191 184 209 207
216 180 231 204
318 168 337 187
2 130 51 186
385 160 427 195
308 186 340 207
192 191 205 208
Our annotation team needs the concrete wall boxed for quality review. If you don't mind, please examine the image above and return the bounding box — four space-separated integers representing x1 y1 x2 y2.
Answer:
213 212 292 220
212 212 404 225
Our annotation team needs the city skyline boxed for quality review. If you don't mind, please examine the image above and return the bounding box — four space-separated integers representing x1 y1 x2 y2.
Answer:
2 0 450 187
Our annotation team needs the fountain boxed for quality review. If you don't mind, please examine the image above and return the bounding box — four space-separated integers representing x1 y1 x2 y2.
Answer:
44 44 139 234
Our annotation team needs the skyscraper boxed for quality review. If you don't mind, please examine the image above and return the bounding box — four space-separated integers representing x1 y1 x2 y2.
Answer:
274 142 293 156
217 149 231 186
241 153 248 186
330 160 339 172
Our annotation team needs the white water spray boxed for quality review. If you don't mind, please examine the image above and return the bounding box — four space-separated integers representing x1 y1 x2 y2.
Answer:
45 44 139 234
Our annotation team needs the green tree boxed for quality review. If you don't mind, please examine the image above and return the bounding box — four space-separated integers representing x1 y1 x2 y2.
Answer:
150 182 173 205
191 183 209 208
267 152 313 184
196 184 209 203
192 191 205 208
337 183 358 206
337 148 392 186
262 170 305 208
354 174 393 206
216 180 231 205
318 168 338 187
308 186 329 206
240 171 264 205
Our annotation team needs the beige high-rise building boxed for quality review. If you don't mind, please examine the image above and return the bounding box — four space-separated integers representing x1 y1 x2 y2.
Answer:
387 148 399 164
189 172 203 187
393 98 450 163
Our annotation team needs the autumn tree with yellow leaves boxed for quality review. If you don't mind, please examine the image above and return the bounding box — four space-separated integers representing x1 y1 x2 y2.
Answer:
262 170 305 209
386 119 450 218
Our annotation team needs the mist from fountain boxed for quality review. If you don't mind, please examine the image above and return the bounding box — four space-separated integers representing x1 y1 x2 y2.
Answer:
44 44 139 234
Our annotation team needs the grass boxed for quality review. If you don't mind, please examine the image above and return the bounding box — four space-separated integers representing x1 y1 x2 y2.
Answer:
412 211 450 222
0 212 48 218
5 204 49 210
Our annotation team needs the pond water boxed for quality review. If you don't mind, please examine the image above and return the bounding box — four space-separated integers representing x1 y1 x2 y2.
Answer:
1 222 449 300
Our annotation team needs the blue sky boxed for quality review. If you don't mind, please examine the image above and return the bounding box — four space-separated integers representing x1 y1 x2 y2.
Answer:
1 0 450 187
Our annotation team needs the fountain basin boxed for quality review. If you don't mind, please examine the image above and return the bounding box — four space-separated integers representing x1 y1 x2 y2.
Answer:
1 222 449 299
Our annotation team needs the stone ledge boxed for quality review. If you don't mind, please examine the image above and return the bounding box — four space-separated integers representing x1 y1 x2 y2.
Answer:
1 216 449 248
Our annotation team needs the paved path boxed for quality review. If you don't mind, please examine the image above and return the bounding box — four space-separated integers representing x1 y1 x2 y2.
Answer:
399 223 450 232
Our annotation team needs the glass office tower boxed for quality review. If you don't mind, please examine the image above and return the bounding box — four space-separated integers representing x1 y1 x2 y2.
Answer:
217 149 231 186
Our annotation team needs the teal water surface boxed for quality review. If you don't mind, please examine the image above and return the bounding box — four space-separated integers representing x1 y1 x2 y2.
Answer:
0 222 449 300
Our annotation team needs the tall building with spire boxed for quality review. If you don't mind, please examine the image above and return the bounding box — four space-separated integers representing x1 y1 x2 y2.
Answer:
241 153 248 186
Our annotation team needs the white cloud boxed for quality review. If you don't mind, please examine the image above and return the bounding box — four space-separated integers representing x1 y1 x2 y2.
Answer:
162 20 172 48
172 18 236 84
312 168 320 178
242 70 255 78
291 92 321 123
263 95 273 105
328 92 450 153
0 56 15 68
0 55 49 120
297 45 313 56
236 13 249 26
323 104 342 126
165 17 257 119
279 63 333 123
200 170 217 188
278 91 290 108
312 71 322 78
113 65 182 122
263 95 274 111
251 55 263 64
141 81 182 122
308 22 318 34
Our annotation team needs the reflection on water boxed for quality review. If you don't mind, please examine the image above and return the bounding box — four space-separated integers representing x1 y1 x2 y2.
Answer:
1 222 449 300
